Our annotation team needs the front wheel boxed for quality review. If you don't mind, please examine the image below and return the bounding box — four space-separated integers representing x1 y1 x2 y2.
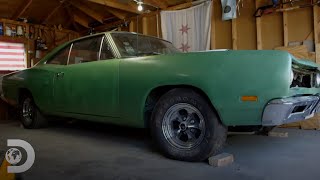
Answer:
20 94 48 129
151 88 227 162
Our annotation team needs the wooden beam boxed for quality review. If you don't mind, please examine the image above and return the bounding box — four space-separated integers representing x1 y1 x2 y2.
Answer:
165 0 208 10
255 1 262 50
156 12 160 38
74 14 90 28
256 18 262 50
42 0 67 24
314 6 319 44
91 19 130 33
232 19 237 50
88 0 139 14
142 16 148 35
106 8 128 20
11 0 33 20
283 11 289 46
66 7 81 32
314 6 320 64
70 0 104 23
144 0 168 9
129 20 135 32
166 2 193 10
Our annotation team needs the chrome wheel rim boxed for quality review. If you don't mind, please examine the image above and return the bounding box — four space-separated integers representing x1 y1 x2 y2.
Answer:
162 103 206 149
22 98 34 125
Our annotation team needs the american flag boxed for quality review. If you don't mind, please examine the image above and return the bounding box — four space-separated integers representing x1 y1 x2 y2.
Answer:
0 42 26 71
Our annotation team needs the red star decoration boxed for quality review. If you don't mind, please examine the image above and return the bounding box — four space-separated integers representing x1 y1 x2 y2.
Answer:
179 43 190 52
179 24 190 35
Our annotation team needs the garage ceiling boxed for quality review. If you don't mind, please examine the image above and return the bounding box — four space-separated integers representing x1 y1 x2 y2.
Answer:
0 0 194 32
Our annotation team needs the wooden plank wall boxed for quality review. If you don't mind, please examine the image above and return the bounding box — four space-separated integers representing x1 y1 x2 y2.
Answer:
0 18 79 67
129 0 320 62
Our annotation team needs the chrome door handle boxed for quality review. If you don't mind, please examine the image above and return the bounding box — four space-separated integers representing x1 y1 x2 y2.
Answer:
56 72 64 78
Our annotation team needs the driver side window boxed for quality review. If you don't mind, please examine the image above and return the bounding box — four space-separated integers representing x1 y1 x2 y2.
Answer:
46 45 71 65
68 36 102 65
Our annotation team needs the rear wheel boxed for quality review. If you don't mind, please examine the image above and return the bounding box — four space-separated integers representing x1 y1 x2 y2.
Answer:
20 94 48 129
151 88 227 162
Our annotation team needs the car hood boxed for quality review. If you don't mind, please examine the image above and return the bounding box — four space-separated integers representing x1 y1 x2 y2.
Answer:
291 55 319 70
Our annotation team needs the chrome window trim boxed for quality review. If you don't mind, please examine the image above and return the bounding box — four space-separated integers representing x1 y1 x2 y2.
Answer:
98 36 105 60
66 43 73 65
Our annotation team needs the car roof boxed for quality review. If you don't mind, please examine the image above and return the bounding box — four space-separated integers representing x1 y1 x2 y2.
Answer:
69 31 171 44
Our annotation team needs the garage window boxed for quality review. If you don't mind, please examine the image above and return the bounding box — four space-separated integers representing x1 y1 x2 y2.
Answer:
0 42 26 71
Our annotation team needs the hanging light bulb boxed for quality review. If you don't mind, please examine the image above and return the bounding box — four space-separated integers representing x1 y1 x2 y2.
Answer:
137 1 143 11
137 4 143 11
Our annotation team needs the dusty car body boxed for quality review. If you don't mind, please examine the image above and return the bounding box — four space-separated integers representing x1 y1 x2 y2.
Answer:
1 32 320 161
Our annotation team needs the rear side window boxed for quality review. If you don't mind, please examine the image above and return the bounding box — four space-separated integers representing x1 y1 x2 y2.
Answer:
46 45 70 65
68 36 102 65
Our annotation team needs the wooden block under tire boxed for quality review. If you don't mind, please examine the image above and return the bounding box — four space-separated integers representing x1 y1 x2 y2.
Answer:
208 153 234 167
268 131 288 138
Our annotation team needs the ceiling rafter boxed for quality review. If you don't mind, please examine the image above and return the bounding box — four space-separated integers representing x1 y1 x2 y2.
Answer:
73 13 90 28
128 1 141 11
11 0 33 20
70 0 104 23
88 0 140 14
88 19 128 33
42 0 68 24
144 0 168 9
66 6 81 32
166 1 193 10
106 8 128 20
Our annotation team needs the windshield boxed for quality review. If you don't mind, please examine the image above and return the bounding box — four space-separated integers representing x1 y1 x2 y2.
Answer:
111 33 180 57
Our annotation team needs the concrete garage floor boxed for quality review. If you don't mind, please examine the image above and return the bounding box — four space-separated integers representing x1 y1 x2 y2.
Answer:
1 119 320 180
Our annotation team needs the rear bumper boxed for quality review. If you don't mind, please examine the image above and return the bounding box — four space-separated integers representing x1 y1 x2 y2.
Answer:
262 95 320 126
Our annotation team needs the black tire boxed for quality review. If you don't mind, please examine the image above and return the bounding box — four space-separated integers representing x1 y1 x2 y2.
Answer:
150 88 227 162
19 94 48 129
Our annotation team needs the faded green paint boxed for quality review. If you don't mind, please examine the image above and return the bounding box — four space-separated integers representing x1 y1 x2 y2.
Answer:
2 32 320 128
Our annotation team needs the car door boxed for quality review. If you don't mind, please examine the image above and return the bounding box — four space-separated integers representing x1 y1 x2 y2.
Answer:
40 44 72 112
55 35 119 117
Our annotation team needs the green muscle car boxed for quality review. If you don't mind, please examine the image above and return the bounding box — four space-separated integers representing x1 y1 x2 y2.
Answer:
1 32 320 161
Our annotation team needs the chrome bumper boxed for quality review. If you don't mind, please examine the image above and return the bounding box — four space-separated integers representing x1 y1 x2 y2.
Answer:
262 95 320 126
